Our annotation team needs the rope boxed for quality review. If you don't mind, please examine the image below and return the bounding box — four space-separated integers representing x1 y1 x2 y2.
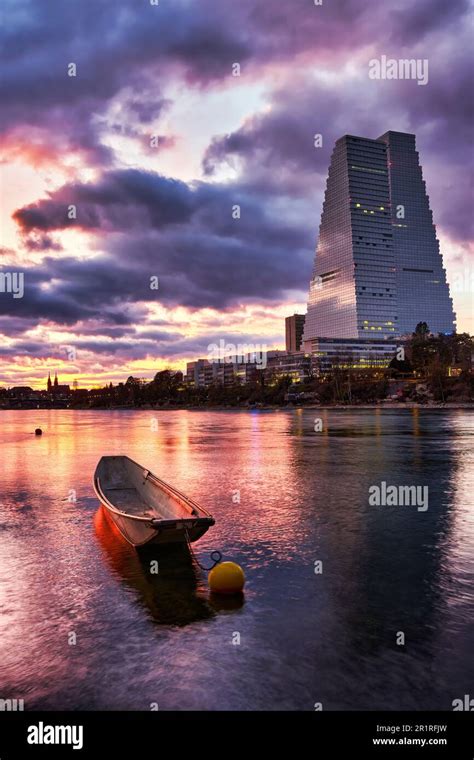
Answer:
184 528 222 571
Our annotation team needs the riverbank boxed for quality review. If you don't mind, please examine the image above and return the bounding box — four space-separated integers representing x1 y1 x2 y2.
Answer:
2 401 473 411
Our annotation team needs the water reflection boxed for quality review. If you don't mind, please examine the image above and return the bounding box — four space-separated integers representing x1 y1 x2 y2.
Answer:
0 408 472 710
208 592 245 613
94 507 214 626
344 408 457 649
285 408 473 708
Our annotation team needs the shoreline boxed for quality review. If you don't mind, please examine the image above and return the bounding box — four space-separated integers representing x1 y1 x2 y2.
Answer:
2 402 473 412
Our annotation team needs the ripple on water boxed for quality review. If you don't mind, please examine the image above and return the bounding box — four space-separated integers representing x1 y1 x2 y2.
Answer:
0 408 473 709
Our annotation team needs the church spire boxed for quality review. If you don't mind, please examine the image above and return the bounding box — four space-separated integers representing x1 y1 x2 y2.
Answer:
54 372 58 387
47 372 52 392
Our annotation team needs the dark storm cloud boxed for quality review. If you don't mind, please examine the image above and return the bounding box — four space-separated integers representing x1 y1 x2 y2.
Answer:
3 0 463 163
3 0 472 368
126 97 173 125
14 171 196 233
137 330 183 341
387 0 469 45
0 342 46 357
204 59 472 182
23 234 63 252
0 316 38 337
138 332 282 359
0 340 161 362
202 79 339 190
59 339 165 357
0 260 149 327
14 168 312 249
0 0 250 162
0 329 277 362
72 325 137 339
203 43 474 245
12 168 313 317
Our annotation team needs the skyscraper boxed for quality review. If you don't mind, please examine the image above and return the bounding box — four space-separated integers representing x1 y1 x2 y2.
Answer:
303 131 456 350
379 131 456 335
285 314 306 353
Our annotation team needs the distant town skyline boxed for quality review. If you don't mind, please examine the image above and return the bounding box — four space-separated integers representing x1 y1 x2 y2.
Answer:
1 0 473 390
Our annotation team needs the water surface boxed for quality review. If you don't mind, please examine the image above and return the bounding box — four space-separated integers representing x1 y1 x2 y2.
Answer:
0 408 473 710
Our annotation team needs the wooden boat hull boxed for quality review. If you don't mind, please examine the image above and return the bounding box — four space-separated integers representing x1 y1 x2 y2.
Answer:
93 456 214 548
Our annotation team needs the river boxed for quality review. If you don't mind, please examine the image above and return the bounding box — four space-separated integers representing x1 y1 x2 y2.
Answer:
0 408 473 710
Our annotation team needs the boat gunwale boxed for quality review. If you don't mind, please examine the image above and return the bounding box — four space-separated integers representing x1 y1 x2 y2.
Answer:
93 455 214 525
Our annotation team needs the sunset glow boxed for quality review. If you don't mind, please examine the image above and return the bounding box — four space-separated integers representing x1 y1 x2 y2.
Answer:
1 0 472 389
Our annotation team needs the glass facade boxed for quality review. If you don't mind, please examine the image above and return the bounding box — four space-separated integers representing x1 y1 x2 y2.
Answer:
378 131 456 335
304 337 398 373
303 131 456 344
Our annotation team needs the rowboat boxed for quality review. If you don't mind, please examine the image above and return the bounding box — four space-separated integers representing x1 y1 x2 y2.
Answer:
93 456 215 547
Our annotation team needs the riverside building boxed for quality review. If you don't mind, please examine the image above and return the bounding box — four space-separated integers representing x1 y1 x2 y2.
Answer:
302 131 455 368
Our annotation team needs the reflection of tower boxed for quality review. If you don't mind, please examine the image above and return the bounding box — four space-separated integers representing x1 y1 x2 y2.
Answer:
47 373 52 393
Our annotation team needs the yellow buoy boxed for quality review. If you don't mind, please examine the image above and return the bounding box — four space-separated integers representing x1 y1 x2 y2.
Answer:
208 561 245 595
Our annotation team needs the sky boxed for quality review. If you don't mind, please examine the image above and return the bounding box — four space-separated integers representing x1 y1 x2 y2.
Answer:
0 0 473 389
